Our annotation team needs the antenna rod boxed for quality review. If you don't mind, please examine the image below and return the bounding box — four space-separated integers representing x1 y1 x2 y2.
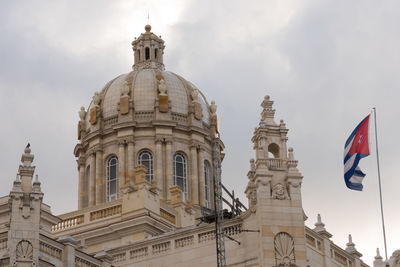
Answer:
373 107 388 261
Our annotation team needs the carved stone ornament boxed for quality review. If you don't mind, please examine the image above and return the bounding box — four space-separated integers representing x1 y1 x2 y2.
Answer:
193 102 203 120
16 240 33 261
274 232 296 267
272 183 289 200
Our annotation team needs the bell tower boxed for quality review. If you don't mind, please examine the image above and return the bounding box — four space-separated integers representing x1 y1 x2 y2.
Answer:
246 96 306 267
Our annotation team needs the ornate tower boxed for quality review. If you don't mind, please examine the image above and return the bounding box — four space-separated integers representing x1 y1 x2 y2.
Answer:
8 146 43 266
246 96 306 267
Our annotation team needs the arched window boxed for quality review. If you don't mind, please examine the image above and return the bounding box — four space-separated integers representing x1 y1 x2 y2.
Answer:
137 150 154 183
173 152 187 200
145 47 150 60
106 156 118 202
204 161 211 208
154 48 158 59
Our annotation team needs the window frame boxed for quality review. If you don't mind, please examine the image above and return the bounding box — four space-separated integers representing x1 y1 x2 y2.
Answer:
106 156 118 202
137 149 154 183
173 152 187 201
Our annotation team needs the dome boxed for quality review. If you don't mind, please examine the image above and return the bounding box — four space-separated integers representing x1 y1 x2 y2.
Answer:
75 25 220 212
84 69 210 130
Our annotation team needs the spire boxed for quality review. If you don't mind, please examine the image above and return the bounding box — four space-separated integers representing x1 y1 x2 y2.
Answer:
375 248 383 260
313 214 332 238
132 24 165 71
260 95 277 126
18 144 36 193
11 174 22 193
345 234 362 258
32 174 42 193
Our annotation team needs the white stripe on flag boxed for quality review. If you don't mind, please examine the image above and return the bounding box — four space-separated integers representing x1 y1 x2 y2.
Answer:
344 154 356 173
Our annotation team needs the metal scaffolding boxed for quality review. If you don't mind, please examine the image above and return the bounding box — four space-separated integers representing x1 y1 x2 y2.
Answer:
212 136 226 267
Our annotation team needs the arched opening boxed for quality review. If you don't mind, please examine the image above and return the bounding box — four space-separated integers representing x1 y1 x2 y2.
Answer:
173 152 187 201
137 149 154 183
154 48 158 59
204 161 211 208
268 143 280 158
145 47 150 60
106 156 118 202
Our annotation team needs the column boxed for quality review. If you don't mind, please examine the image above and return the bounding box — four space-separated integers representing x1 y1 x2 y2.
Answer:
78 158 86 209
190 145 199 205
166 140 173 202
198 149 205 207
155 139 164 198
127 140 135 185
118 141 126 192
95 149 103 204
89 153 96 207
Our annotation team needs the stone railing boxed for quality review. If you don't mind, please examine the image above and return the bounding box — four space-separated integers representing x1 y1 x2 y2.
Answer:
110 223 243 264
160 208 176 224
52 201 122 233
103 115 118 127
51 215 84 232
152 241 171 255
266 158 285 170
0 238 7 250
39 241 62 260
171 112 188 122
198 230 215 243
135 111 154 121
130 247 148 260
113 252 126 263
75 251 101 267
175 236 194 248
90 204 122 221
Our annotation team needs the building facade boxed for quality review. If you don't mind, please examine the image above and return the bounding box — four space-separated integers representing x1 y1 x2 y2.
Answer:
0 24 397 267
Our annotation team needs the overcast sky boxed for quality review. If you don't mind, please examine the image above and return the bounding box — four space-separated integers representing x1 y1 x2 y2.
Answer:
0 0 399 264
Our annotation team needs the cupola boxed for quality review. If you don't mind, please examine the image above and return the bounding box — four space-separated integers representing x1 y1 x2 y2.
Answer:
132 24 165 70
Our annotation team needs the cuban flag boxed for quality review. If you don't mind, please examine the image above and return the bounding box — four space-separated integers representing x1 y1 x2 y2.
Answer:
344 115 370 191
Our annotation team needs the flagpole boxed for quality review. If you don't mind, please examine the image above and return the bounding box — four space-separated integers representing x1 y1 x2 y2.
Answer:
373 107 388 261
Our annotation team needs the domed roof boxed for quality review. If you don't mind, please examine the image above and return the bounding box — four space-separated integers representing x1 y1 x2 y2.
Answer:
82 25 214 134
85 70 210 127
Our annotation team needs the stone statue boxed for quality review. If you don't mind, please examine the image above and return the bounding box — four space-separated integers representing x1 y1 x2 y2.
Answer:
121 81 129 97
79 106 86 121
158 79 167 96
272 183 288 200
93 92 101 106
191 88 199 102
210 100 217 115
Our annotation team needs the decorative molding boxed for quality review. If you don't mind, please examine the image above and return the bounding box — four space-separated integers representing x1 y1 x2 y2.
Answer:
16 240 33 261
274 232 296 266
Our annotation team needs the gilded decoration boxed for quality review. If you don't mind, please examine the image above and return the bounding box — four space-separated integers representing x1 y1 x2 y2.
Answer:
120 96 129 115
159 95 169 113
90 107 97 125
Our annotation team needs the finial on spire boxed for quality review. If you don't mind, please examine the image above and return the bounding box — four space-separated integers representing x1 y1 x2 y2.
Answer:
314 214 325 231
145 24 152 33
21 144 34 167
375 248 383 260
346 234 362 257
